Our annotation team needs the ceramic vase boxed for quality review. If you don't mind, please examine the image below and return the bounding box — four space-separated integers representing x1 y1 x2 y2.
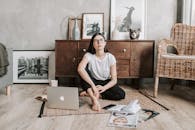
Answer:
72 19 80 40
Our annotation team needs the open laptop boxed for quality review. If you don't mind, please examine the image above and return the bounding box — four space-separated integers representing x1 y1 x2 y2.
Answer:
47 86 79 110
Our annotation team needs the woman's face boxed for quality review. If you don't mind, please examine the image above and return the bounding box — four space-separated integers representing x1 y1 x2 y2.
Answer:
93 35 106 52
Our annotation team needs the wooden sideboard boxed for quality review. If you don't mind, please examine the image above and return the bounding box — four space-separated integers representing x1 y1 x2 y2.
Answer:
55 40 154 79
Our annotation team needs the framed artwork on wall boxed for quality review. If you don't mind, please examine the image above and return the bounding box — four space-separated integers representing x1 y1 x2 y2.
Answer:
82 13 104 39
13 50 54 83
110 0 147 40
68 17 82 40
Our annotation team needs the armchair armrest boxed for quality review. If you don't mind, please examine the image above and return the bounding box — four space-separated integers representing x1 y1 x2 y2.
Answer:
157 39 178 55
192 41 195 55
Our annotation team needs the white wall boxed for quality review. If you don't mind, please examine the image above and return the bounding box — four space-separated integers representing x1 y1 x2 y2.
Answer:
182 0 195 25
0 0 177 50
182 0 192 25
147 0 177 40
191 0 195 25
0 0 109 50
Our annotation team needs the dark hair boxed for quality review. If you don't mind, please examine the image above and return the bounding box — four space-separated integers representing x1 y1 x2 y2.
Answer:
87 33 108 54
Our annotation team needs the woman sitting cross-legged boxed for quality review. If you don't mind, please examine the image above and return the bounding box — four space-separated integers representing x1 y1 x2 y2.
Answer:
77 33 125 111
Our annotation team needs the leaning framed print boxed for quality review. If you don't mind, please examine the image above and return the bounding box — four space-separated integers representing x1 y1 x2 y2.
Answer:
13 50 54 83
82 13 104 39
110 0 147 40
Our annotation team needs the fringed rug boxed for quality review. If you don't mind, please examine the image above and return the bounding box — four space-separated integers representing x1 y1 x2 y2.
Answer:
39 87 168 117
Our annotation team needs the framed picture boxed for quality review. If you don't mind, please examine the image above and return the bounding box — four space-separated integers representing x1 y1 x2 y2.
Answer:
82 13 104 39
110 0 147 40
68 17 82 40
13 51 54 83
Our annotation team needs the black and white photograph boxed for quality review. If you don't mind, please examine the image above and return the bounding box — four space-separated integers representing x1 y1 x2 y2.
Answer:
13 51 53 83
82 13 104 39
110 0 147 40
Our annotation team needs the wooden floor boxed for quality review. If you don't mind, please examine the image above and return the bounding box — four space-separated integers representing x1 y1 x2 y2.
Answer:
0 83 195 130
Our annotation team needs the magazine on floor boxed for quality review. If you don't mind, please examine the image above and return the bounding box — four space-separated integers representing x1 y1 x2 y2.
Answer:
106 100 160 128
108 111 138 128
106 100 141 128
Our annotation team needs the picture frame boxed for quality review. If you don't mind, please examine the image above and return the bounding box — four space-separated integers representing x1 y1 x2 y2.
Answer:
68 17 82 40
13 50 54 83
110 0 147 40
82 13 104 39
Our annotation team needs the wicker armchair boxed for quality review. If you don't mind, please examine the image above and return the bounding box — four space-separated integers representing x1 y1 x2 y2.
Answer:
154 23 195 97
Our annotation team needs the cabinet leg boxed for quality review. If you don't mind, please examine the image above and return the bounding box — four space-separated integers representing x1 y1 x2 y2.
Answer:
154 76 159 98
132 79 139 89
6 85 11 96
170 79 175 90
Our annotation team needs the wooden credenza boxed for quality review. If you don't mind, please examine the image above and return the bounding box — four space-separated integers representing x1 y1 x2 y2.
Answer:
55 40 154 79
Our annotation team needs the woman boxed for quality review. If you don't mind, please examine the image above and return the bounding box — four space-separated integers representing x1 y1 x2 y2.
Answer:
77 33 125 111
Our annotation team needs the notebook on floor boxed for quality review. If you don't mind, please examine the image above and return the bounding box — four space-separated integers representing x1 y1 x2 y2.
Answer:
47 86 79 110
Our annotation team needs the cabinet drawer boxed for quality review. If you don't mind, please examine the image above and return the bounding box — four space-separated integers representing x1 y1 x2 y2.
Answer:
117 59 130 77
117 65 129 77
107 42 130 59
78 41 90 58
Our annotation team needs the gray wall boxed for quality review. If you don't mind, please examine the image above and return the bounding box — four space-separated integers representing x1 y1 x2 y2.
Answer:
0 48 12 89
0 0 177 87
147 0 177 40
0 0 177 50
0 0 110 50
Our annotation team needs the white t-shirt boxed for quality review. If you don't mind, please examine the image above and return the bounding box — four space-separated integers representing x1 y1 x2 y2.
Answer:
84 52 116 80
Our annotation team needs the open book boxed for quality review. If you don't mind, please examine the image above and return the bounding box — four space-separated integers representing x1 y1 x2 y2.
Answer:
35 95 47 101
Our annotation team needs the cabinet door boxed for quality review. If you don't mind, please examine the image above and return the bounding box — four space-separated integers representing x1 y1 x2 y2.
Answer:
130 41 154 77
55 41 77 77
107 41 130 77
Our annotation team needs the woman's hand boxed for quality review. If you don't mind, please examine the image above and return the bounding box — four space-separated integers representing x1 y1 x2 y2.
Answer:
97 85 106 93
92 87 100 98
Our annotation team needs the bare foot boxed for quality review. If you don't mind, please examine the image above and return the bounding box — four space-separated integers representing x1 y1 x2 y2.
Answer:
79 91 89 97
92 99 101 111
